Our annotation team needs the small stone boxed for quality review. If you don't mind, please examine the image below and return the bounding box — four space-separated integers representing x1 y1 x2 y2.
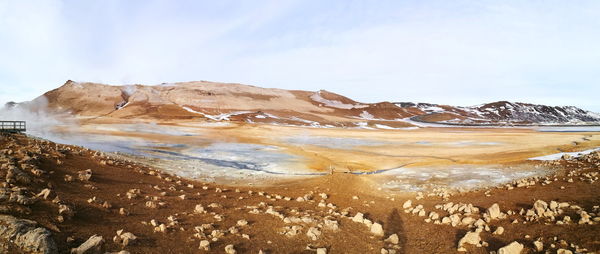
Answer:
36 188 52 199
533 240 543 252
498 241 523 254
370 222 384 236
385 233 399 244
145 201 157 209
77 169 93 181
306 227 322 241
101 201 112 209
557 249 573 254
492 226 504 235
71 235 104 254
461 217 475 226
237 219 248 227
199 240 210 251
194 204 206 214
352 213 364 223
441 217 451 224
457 231 480 251
119 232 137 247
429 212 439 220
224 244 236 254
533 200 548 216
402 200 412 208
550 201 559 210
487 203 501 219
578 211 591 224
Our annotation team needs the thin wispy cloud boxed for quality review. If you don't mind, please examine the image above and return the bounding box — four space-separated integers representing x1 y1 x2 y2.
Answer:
1 0 599 111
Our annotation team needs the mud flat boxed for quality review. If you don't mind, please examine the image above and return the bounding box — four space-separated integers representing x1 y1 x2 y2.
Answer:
39 120 600 189
370 164 548 192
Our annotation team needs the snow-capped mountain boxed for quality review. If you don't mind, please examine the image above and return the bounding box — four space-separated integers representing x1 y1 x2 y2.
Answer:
398 101 600 125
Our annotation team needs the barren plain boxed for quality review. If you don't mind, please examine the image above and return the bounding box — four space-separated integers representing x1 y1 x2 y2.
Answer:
1 81 600 254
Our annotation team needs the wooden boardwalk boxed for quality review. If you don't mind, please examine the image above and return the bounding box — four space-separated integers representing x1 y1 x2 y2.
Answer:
0 121 26 133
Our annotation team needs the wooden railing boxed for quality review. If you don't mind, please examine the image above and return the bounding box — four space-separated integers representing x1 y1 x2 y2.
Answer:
0 121 26 133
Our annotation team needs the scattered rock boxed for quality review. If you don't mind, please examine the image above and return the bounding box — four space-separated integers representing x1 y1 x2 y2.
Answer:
36 188 52 200
237 219 248 227
113 231 136 247
145 201 157 209
487 203 501 219
224 244 236 254
492 226 504 235
306 227 322 241
533 200 548 216
77 169 93 181
101 201 112 209
557 249 573 254
58 204 74 218
457 231 481 252
385 233 399 244
199 240 210 251
194 204 206 214
370 223 384 236
533 240 543 252
0 215 58 254
498 241 523 254
352 213 364 223
71 235 104 254
461 217 475 226
119 208 129 216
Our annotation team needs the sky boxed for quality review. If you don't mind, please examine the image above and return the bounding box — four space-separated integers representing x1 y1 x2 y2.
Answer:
1 0 600 111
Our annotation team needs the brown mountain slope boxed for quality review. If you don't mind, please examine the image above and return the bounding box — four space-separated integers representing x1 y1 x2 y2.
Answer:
32 80 600 127
37 80 419 128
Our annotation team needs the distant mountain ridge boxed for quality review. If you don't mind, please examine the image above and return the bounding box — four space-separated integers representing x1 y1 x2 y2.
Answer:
23 80 600 128
399 101 600 125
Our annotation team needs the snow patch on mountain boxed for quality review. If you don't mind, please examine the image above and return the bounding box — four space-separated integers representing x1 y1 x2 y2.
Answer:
397 101 600 125
310 91 368 109
359 111 375 120
374 124 419 130
182 106 252 121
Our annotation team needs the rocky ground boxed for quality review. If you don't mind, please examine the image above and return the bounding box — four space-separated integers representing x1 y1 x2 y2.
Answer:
0 133 599 253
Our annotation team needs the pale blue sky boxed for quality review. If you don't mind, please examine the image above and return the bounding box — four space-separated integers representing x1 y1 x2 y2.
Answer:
1 0 599 111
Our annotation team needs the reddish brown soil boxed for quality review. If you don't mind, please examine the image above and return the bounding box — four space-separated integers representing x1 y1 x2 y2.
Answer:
1 134 599 254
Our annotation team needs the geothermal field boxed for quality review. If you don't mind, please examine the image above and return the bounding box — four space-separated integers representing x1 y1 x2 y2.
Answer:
1 81 600 254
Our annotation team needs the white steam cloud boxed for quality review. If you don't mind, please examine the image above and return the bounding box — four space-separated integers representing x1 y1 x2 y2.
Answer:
121 85 137 97
0 96 76 140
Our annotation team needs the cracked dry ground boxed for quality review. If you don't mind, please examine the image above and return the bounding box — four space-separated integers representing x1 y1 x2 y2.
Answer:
0 133 599 254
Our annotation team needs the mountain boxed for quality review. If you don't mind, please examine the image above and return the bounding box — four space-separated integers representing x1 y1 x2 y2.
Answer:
400 101 600 125
32 80 600 128
38 80 417 128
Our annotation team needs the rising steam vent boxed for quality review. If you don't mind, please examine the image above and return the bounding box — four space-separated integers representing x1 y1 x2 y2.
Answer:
116 85 136 110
